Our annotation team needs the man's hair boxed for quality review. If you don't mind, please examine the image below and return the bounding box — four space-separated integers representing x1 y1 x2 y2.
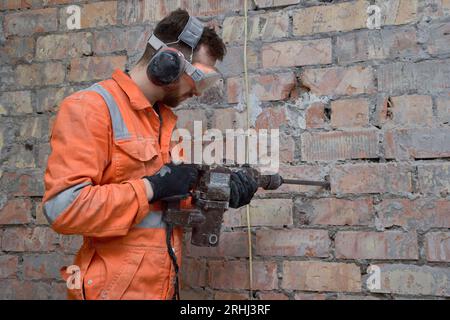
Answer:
137 9 226 67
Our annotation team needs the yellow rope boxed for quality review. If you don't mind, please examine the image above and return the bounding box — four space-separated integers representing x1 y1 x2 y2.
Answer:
243 0 253 301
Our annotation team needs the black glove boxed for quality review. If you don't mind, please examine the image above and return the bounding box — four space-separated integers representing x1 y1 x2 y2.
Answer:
229 171 258 209
144 163 198 203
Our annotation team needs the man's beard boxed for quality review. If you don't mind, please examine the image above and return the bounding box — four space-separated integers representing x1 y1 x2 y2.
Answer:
161 91 182 108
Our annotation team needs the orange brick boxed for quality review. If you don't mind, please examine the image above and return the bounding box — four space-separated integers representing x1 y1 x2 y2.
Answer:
331 98 369 128
282 261 361 292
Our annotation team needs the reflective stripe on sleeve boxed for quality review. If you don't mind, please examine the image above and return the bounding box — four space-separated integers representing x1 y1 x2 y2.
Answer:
43 182 92 224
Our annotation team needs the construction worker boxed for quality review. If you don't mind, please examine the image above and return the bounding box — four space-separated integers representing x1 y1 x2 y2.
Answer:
42 9 258 300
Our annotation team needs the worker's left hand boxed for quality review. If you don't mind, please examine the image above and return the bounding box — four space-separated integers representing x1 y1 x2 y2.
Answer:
229 171 258 208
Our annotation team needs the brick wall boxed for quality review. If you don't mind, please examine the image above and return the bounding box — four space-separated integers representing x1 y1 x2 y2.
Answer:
0 0 449 300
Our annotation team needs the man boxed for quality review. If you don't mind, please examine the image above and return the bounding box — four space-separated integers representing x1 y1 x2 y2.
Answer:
42 9 258 300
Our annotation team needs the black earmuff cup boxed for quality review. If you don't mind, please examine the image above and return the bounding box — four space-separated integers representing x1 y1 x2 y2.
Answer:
147 49 184 86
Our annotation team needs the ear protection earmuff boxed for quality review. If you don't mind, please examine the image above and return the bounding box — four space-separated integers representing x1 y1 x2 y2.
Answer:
146 16 205 87
147 47 186 86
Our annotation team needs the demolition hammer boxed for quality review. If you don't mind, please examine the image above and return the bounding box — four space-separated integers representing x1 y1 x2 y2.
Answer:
161 164 330 247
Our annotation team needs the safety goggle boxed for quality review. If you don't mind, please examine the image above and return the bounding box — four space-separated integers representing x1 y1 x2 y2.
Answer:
148 34 222 95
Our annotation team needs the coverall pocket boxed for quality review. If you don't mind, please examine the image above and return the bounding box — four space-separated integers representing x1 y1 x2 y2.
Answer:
87 247 146 300
114 137 159 180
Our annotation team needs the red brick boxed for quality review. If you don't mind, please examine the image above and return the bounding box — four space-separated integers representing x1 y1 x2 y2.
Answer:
0 198 32 225
0 0 32 9
36 33 92 61
68 56 127 82
1 170 45 197
377 95 433 127
93 26 152 55
331 164 412 194
181 258 207 288
255 229 330 257
120 0 247 24
300 66 375 97
371 264 449 296
262 39 332 68
336 27 422 64
377 60 450 94
258 292 289 300
331 98 369 128
16 63 65 87
59 235 83 254
0 37 35 64
23 253 73 280
59 1 117 30
35 202 48 225
186 231 249 258
424 232 450 262
4 144 36 169
282 261 361 292
179 288 212 300
174 109 208 134
246 131 295 164
1 227 59 252
119 0 181 24
255 107 287 130
294 198 374 226
227 72 296 103
436 95 450 124
0 279 64 300
17 117 49 141
214 292 249 300
301 130 379 162
376 0 418 25
222 11 288 44
254 0 299 8
4 8 57 36
427 22 450 55
336 294 379 300
292 1 368 36
335 231 418 260
376 198 450 231
35 87 78 113
1 227 28 251
37 143 50 169
294 292 327 300
418 164 450 194
0 91 32 115
305 102 326 129
217 46 258 77
208 260 278 290
0 255 18 278
385 128 450 160
223 199 293 227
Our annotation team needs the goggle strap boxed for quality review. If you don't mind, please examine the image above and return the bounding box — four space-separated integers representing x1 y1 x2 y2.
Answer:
148 34 166 51
178 16 204 49
185 62 205 82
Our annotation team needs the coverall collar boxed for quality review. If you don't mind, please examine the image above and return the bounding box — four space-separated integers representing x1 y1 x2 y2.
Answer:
112 68 153 111
112 69 178 123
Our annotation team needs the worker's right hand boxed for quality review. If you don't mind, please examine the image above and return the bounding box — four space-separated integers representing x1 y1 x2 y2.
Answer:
143 163 199 203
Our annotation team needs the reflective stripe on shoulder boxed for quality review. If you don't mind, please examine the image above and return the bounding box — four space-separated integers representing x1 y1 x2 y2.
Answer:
83 83 130 140
134 211 166 229
43 182 92 224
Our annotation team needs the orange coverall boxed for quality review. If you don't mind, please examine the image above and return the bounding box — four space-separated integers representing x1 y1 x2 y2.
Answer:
42 69 188 300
